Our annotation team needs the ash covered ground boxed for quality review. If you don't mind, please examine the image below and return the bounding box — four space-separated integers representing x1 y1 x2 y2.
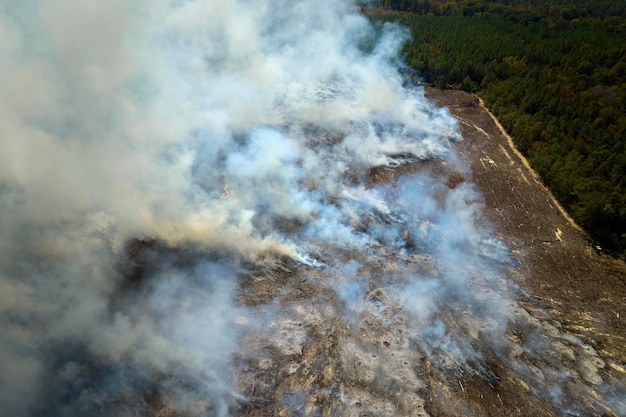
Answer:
1 1 625 417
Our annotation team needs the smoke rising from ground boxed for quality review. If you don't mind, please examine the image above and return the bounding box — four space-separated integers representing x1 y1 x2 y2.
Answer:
2 0 623 416
0 1 460 415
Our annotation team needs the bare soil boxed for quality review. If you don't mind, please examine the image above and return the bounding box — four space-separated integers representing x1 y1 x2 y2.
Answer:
425 88 626 415
425 88 626 362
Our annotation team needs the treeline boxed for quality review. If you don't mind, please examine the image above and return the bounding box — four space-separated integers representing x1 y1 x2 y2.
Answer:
370 1 626 256
372 0 626 19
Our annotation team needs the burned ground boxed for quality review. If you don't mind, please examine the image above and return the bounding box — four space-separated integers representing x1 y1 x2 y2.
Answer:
122 90 625 417
224 90 626 416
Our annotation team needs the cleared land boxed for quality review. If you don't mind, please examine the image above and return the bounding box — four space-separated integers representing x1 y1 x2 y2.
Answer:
427 88 626 362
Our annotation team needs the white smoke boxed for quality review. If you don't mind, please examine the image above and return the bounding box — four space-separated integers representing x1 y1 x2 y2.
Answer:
0 0 461 415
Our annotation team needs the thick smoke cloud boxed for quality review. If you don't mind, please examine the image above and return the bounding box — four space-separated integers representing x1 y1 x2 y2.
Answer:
0 0 458 260
0 0 461 415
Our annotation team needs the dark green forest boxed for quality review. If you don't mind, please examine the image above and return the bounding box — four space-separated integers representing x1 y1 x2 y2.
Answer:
369 0 626 257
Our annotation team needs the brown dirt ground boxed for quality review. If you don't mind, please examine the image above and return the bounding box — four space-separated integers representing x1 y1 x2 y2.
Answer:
426 87 626 364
